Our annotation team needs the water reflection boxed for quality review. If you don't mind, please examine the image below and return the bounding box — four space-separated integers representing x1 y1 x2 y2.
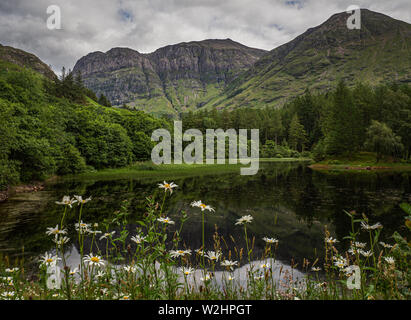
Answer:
0 162 409 274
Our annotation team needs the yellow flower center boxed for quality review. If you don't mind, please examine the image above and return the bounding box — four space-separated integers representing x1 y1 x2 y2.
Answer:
91 257 100 263
46 258 53 263
200 204 206 208
164 184 170 188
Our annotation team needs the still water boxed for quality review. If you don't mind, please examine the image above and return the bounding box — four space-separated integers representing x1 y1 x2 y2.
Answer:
0 161 410 273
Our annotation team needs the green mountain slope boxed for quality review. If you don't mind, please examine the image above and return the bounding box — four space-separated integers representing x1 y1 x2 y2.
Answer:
72 39 267 117
202 9 411 111
0 43 56 80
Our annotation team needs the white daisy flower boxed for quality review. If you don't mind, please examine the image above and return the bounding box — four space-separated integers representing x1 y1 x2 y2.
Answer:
53 236 70 246
200 273 213 281
99 231 116 241
360 250 373 257
191 200 215 212
158 181 178 194
73 195 92 205
180 267 194 276
83 254 105 267
260 263 270 269
325 237 338 244
169 249 191 258
75 221 91 234
361 221 383 231
157 217 175 225
379 242 393 249
5 268 19 273
384 256 395 264
204 250 222 262
69 268 78 276
124 265 137 273
263 237 278 244
221 260 239 270
235 215 253 225
130 234 147 244
55 196 77 208
311 267 321 272
40 253 61 267
46 225 68 237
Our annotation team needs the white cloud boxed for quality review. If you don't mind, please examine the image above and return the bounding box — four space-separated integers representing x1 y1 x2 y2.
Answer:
0 0 410 73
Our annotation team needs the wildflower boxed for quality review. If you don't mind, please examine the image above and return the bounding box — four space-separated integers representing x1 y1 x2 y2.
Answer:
124 265 137 273
73 195 92 205
95 270 105 279
1 277 14 286
235 215 253 225
325 237 338 245
69 268 78 276
158 181 178 194
352 242 366 249
260 263 270 269
55 196 77 208
130 234 147 244
360 250 373 258
53 236 70 246
204 250 222 262
200 273 213 282
5 268 19 273
384 256 395 264
169 249 191 258
157 217 175 225
99 231 116 241
40 253 61 267
191 200 215 212
75 221 91 234
1 291 15 299
333 257 347 269
311 267 321 272
88 230 102 236
263 237 278 244
227 275 234 281
180 267 194 276
379 241 393 249
83 254 105 267
195 248 204 256
221 260 239 270
361 221 383 231
46 225 68 237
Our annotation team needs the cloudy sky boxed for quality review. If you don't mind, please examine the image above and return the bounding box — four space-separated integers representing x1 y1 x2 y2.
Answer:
0 0 410 73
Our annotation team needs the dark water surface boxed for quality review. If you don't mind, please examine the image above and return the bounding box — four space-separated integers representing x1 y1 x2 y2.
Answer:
0 161 410 271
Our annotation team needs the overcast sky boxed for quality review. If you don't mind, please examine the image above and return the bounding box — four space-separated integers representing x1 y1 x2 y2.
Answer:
0 0 410 74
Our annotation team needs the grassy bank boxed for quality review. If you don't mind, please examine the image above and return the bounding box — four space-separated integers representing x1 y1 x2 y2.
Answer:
61 158 312 182
310 152 411 172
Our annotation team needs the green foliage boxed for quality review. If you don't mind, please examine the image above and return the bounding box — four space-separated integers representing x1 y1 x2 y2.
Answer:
0 60 170 190
364 121 404 161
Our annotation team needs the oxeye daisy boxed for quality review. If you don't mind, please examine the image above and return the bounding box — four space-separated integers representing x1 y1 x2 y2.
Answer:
158 181 178 194
83 254 105 268
260 262 270 269
69 268 78 276
200 273 213 282
46 225 68 237
235 215 253 225
99 231 116 241
169 249 191 258
73 195 92 205
204 250 222 262
325 237 338 245
360 250 373 257
124 265 137 273
263 237 279 244
191 200 215 212
157 217 175 225
55 196 77 208
180 267 194 276
384 256 395 264
5 268 19 273
379 241 393 249
40 253 61 267
221 260 239 270
311 267 321 272
131 234 147 244
53 236 70 246
75 221 91 234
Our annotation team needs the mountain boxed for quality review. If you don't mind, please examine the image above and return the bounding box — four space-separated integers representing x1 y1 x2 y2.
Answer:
203 9 411 110
72 39 267 117
0 43 56 80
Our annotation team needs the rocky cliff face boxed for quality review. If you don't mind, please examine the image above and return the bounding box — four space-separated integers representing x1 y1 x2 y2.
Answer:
204 9 411 110
73 39 267 117
0 44 56 80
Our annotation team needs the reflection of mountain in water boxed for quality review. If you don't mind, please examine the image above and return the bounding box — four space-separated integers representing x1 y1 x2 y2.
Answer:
0 162 409 272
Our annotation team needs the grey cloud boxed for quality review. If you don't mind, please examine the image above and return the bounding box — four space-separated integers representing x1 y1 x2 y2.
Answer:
0 0 410 74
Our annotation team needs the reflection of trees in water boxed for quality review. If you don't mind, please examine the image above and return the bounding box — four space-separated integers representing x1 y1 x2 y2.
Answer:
0 163 409 270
